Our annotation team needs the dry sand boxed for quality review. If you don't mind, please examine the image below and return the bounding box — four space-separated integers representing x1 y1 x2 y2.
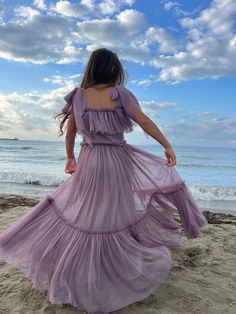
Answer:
0 194 236 314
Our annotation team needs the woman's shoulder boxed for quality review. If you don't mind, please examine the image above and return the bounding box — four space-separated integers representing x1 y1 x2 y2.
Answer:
115 85 137 98
62 87 83 114
63 85 136 103
63 86 83 100
116 84 130 92
115 85 138 102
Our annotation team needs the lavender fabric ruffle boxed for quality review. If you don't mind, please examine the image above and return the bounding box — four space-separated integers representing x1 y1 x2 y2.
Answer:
0 85 208 314
62 85 141 135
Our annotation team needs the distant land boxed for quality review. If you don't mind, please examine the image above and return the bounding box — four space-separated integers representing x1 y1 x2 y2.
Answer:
0 137 20 141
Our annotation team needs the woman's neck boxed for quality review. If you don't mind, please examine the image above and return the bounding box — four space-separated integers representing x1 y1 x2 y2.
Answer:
92 83 113 89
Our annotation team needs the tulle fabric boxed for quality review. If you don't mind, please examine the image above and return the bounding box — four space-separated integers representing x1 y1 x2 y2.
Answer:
62 85 140 135
0 85 208 314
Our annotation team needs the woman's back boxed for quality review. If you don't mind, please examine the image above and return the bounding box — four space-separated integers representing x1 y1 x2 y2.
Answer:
84 85 119 111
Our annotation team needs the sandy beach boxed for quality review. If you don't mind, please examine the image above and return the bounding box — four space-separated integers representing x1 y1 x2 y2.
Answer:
0 193 236 314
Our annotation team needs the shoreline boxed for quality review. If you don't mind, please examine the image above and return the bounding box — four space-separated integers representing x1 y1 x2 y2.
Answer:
1 192 236 220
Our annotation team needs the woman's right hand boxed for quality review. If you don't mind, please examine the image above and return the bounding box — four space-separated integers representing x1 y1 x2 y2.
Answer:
64 157 77 174
164 146 176 167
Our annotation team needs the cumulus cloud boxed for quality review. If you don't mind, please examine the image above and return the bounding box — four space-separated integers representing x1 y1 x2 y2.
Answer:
180 0 236 35
0 84 79 139
141 100 177 110
33 0 47 11
163 1 180 11
0 3 148 64
0 0 235 83
77 9 147 44
168 116 236 145
43 73 82 86
0 13 80 64
14 6 40 23
131 79 153 87
140 100 178 119
163 1 199 17
77 9 149 62
131 74 161 87
51 0 135 17
52 0 94 18
98 0 135 15
146 26 179 53
151 0 236 83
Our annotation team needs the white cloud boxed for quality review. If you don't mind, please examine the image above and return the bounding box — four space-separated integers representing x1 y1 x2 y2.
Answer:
0 73 81 137
98 0 135 15
14 6 40 23
56 45 88 64
163 1 199 17
140 100 178 121
151 0 236 83
76 9 148 62
197 111 216 117
52 0 136 17
43 73 82 85
167 116 236 145
131 74 161 87
0 14 78 64
146 26 179 53
141 100 177 112
52 0 93 18
98 0 116 15
0 84 79 139
33 0 47 11
131 79 153 87
180 0 236 36
77 9 147 44
0 4 148 64
116 43 150 64
163 1 180 11
0 0 235 83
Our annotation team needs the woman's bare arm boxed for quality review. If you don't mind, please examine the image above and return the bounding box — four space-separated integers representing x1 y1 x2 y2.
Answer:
134 108 172 149
133 108 176 166
65 107 77 159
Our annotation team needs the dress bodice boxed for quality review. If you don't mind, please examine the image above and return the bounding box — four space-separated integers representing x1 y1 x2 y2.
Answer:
61 85 141 146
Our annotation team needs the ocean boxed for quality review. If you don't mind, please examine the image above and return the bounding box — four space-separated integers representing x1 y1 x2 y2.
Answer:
0 139 235 214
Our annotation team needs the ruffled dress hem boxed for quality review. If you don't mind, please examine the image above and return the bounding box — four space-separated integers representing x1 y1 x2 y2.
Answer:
0 177 207 314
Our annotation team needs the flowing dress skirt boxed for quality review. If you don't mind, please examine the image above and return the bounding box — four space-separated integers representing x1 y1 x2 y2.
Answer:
0 141 208 313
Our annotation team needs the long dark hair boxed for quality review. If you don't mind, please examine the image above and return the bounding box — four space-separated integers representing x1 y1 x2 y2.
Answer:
54 48 127 136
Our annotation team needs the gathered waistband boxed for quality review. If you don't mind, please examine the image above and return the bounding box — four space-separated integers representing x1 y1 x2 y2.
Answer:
80 140 127 147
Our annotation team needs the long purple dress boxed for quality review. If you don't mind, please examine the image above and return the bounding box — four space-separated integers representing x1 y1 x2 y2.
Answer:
0 85 208 314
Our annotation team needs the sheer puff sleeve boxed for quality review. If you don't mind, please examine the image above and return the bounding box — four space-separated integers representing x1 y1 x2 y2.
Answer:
116 86 142 121
61 87 78 114
61 87 85 134
117 85 150 139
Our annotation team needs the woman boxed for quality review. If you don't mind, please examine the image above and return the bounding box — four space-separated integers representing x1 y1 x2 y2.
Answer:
61 48 176 175
0 48 208 314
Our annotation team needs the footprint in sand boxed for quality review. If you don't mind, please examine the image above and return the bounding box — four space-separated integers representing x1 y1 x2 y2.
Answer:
183 243 209 267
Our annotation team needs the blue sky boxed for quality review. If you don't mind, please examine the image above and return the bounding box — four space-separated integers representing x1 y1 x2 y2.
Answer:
0 0 235 148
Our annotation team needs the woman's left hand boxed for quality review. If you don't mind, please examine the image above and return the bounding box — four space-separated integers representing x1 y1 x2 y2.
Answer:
64 157 77 174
